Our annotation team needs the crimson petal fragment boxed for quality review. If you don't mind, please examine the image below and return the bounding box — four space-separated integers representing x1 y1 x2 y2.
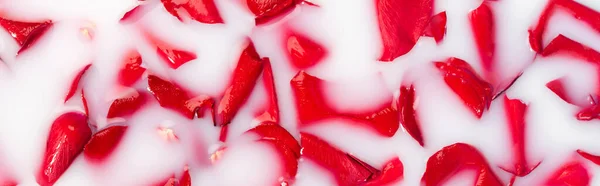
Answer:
469 2 496 82
148 75 212 119
83 125 128 163
375 0 433 61
161 0 224 24
65 64 92 102
398 84 424 146
118 50 146 87
577 150 600 166
0 17 52 55
284 30 327 69
107 90 147 119
247 0 298 25
435 57 493 118
421 143 503 186
502 96 539 176
216 42 264 126
541 34 600 64
362 157 404 186
247 123 300 183
255 59 280 124
423 11 447 44
38 112 91 186
544 160 590 186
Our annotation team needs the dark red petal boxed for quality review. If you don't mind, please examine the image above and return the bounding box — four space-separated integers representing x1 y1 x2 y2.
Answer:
0 17 52 46
398 84 424 146
83 125 128 163
219 125 228 142
284 30 327 69
576 104 600 121
300 132 379 186
255 59 280 124
38 112 91 186
107 90 147 119
529 0 600 53
147 75 195 119
118 50 146 87
185 95 215 119
161 0 224 24
423 11 447 44
247 0 297 25
144 32 197 69
247 123 300 157
375 0 433 61
577 150 600 165
469 2 496 80
546 77 573 104
502 96 539 176
545 161 590 186
421 143 503 186
180 167 191 186
363 157 404 186
541 34 600 64
435 57 493 118
65 64 92 103
216 42 264 126
291 71 399 137
17 22 52 56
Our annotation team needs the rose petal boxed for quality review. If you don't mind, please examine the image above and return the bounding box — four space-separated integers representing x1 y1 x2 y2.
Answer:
65 64 92 103
363 157 404 186
117 50 146 87
501 96 540 176
545 160 590 186
83 125 128 163
247 0 298 25
161 0 224 24
284 30 327 69
398 84 424 146
107 90 147 119
255 58 280 124
469 2 496 82
423 11 447 44
148 75 212 119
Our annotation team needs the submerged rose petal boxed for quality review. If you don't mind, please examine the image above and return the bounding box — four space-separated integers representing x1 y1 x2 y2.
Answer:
65 64 92 102
0 17 52 55
38 112 91 186
107 90 147 119
545 160 590 186
144 32 197 69
284 30 327 69
375 0 433 61
423 11 447 44
501 96 539 176
247 123 300 183
161 0 224 24
117 50 146 87
577 150 600 166
247 0 299 25
255 59 280 124
83 125 128 163
469 2 496 82
148 75 212 119
421 143 503 186
398 84 424 146
363 157 404 186
541 35 600 64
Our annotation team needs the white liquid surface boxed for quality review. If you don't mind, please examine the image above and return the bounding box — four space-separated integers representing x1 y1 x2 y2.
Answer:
0 0 599 185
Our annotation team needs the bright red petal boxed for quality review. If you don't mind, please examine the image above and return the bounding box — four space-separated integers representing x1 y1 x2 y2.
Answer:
144 32 197 69
300 132 379 186
161 0 224 24
545 160 590 186
502 96 539 176
107 90 147 119
0 17 52 55
577 150 600 166
180 167 191 186
148 75 208 119
398 84 424 146
249 124 300 183
423 11 447 44
216 42 264 126
375 0 433 61
255 59 280 124
541 35 600 64
363 157 404 186
435 57 493 118
421 143 503 186
83 125 128 163
546 77 574 104
38 112 91 186
118 50 146 87
469 2 496 82
284 30 327 69
247 0 298 25
65 64 92 103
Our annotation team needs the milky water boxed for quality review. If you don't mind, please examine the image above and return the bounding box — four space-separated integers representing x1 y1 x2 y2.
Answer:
0 0 599 185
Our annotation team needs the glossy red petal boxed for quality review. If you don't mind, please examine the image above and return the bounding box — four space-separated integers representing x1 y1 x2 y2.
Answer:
375 0 433 61
435 57 493 118
38 112 91 186
247 123 300 157
144 32 197 69
576 104 600 121
147 75 195 119
363 157 404 186
255 59 280 124
546 77 573 104
120 5 143 22
284 30 327 69
247 0 297 25
216 42 264 126
469 2 496 82
83 125 127 163
398 85 424 146
541 34 600 64
186 95 215 119
291 71 399 137
82 89 90 116
300 132 379 186
545 161 590 186
0 17 52 55
180 167 191 186
529 0 600 53
423 11 447 44
577 150 600 166
107 91 147 119
161 0 224 24
502 96 539 176
118 50 146 87
65 64 92 103
421 143 503 186
17 22 52 55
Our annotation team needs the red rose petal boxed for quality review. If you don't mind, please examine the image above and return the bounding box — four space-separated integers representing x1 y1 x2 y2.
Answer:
65 64 92 103
541 34 600 64
398 84 424 146
107 90 147 119
363 157 404 186
284 30 327 69
529 0 600 53
82 89 90 116
435 57 493 118
83 125 128 163
216 42 264 126
120 5 143 22
577 150 600 166
0 17 52 55
545 160 590 186
118 50 146 87
501 96 539 176
469 2 496 83
250 124 300 184
546 77 574 104
38 112 91 186
423 11 447 44
375 0 433 61
300 132 380 186
247 0 298 25
576 103 600 121
161 0 224 24
255 59 280 124
186 95 215 119
144 32 197 69
421 143 503 186
148 75 212 119
180 167 191 186
290 71 399 137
